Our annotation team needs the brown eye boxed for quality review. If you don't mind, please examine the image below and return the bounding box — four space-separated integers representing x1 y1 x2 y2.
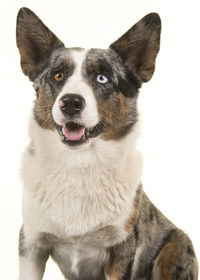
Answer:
54 72 64 81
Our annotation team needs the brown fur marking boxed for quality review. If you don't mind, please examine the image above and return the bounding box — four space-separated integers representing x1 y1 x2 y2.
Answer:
155 233 181 280
107 234 136 280
97 93 130 141
34 86 55 130
153 230 199 279
106 268 123 280
125 185 142 233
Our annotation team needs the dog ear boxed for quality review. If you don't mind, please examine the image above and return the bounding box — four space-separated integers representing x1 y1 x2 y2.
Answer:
16 7 64 80
110 13 161 83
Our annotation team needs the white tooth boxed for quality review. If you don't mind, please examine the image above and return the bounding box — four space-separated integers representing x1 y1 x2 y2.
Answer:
62 127 65 135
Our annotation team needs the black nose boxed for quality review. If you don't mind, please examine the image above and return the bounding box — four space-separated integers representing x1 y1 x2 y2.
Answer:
59 94 85 118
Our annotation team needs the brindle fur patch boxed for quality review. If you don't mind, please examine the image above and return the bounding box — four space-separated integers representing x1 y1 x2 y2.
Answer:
34 85 55 130
98 92 136 141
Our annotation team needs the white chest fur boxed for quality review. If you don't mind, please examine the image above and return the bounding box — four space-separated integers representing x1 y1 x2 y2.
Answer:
21 117 142 242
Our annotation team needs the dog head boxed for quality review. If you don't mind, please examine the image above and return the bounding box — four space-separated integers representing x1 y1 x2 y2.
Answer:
16 8 161 149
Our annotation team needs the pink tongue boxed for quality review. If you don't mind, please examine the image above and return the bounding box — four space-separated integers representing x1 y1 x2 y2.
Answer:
64 126 85 141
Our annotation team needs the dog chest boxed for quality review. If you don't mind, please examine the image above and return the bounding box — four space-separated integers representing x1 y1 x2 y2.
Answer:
22 134 141 238
39 225 128 280
51 236 109 279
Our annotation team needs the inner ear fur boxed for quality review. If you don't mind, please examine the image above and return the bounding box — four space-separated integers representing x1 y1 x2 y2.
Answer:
110 13 161 83
16 7 64 80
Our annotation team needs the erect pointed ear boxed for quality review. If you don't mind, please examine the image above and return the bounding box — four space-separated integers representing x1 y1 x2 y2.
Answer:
110 13 161 83
16 7 64 80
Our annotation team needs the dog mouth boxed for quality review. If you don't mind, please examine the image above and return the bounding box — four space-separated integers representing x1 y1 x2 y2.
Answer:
55 120 105 146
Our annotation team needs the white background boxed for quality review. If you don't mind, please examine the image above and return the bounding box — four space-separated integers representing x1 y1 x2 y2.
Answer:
0 0 199 278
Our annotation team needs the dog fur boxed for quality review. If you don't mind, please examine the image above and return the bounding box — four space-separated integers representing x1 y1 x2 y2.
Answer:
16 7 198 280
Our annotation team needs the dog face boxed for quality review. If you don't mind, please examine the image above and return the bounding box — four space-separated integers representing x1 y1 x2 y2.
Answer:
16 8 161 149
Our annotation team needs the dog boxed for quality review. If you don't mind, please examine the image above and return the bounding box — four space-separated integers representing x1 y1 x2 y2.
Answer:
16 7 198 280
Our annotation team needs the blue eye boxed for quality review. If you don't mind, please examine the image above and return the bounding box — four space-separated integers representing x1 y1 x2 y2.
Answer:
97 74 108 84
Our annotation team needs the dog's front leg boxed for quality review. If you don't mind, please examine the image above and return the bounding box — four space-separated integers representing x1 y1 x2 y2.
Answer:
18 227 50 280
105 235 136 280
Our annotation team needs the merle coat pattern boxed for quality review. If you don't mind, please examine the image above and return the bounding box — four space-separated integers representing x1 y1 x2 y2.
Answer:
16 7 198 280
